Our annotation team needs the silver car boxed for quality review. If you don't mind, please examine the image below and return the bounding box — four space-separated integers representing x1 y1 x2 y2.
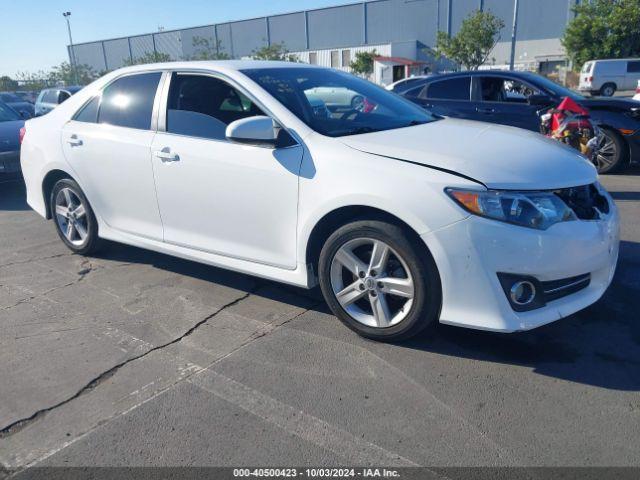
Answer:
35 86 82 116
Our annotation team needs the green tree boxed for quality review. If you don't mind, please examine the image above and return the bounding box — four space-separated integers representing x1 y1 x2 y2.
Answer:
189 36 231 60
124 51 173 66
562 0 640 69
0 76 19 91
349 50 377 77
251 42 297 61
50 62 99 85
436 10 504 70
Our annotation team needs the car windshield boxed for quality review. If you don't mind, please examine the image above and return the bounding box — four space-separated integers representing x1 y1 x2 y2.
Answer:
242 67 438 137
529 75 585 101
0 102 21 122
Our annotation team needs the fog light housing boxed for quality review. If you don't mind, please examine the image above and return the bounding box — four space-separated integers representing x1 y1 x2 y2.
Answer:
497 273 546 312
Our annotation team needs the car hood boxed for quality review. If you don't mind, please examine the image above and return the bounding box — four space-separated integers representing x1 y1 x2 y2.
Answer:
338 118 597 190
0 120 23 152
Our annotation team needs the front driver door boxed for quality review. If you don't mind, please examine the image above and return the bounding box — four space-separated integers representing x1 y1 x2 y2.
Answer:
151 72 303 269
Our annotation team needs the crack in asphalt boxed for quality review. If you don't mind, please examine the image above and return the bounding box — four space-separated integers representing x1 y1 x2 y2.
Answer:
0 259 98 312
0 288 260 439
0 253 71 270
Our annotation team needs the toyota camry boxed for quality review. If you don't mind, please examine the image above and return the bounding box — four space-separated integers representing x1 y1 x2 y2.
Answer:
20 61 620 341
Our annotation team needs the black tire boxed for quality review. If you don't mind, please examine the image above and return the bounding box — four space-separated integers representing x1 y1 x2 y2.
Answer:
595 128 628 174
50 178 100 255
318 220 441 342
600 83 616 97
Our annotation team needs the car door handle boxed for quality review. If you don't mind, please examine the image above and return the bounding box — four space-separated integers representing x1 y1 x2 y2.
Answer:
67 135 83 147
476 107 495 114
154 148 180 162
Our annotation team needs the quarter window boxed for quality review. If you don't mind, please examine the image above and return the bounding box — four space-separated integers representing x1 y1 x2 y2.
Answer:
74 96 100 123
98 72 162 130
166 74 265 141
426 77 471 100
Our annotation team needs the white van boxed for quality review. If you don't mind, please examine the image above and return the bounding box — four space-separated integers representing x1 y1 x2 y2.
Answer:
579 58 640 96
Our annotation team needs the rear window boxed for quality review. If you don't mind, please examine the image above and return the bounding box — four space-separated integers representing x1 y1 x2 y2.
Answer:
426 77 471 101
42 90 59 104
581 62 593 74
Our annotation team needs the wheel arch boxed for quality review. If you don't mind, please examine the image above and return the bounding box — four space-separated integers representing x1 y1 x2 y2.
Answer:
304 205 426 280
42 169 77 219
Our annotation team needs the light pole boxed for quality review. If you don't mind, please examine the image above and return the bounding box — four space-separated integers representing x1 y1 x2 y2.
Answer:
509 0 520 71
63 12 79 85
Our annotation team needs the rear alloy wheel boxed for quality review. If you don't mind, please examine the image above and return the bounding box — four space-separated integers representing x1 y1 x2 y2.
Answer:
51 178 100 255
600 83 616 97
594 128 627 174
319 220 441 341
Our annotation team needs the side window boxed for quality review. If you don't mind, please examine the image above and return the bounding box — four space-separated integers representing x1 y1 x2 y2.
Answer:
480 77 540 103
628 61 640 73
73 96 100 123
99 72 162 130
426 77 471 100
166 74 266 141
58 91 71 104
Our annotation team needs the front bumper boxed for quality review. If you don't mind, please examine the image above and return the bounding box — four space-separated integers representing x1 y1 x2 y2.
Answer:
421 203 620 332
0 150 21 173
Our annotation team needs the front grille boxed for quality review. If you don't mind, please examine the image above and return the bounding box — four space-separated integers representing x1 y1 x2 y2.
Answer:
554 184 609 220
541 273 591 303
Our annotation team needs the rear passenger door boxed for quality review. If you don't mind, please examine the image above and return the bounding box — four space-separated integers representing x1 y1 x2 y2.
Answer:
61 72 165 240
407 76 476 120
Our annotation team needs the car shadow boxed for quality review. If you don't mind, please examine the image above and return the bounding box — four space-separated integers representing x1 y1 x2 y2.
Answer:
0 175 29 211
402 240 640 391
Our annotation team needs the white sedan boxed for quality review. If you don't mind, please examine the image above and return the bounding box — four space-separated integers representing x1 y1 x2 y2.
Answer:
20 61 620 341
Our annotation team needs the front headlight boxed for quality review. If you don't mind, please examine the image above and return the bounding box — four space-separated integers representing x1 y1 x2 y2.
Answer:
446 188 577 230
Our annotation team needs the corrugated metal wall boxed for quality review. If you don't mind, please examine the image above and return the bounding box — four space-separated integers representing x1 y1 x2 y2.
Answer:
70 0 578 72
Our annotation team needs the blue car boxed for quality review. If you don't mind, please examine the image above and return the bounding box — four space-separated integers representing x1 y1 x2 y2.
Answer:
0 92 34 119
0 101 24 174
399 71 640 173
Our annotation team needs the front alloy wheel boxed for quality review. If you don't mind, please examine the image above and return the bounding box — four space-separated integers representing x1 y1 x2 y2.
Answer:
594 129 626 174
330 238 415 328
319 220 441 341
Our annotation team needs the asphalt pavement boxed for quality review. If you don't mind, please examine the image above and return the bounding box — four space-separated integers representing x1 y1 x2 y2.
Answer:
0 169 639 473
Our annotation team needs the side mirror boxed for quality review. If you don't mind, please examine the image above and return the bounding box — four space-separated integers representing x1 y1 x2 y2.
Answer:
528 94 553 106
226 116 277 147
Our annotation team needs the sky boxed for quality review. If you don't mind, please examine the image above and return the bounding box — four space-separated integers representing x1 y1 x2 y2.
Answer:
0 0 357 77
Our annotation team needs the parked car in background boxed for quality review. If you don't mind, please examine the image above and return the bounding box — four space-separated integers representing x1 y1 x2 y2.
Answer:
634 80 640 102
0 101 24 174
21 61 619 341
14 91 37 104
0 92 34 118
35 86 82 116
579 59 640 97
401 71 640 173
386 75 435 94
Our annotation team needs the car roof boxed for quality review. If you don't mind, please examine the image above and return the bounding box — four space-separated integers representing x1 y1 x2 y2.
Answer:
109 60 322 75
